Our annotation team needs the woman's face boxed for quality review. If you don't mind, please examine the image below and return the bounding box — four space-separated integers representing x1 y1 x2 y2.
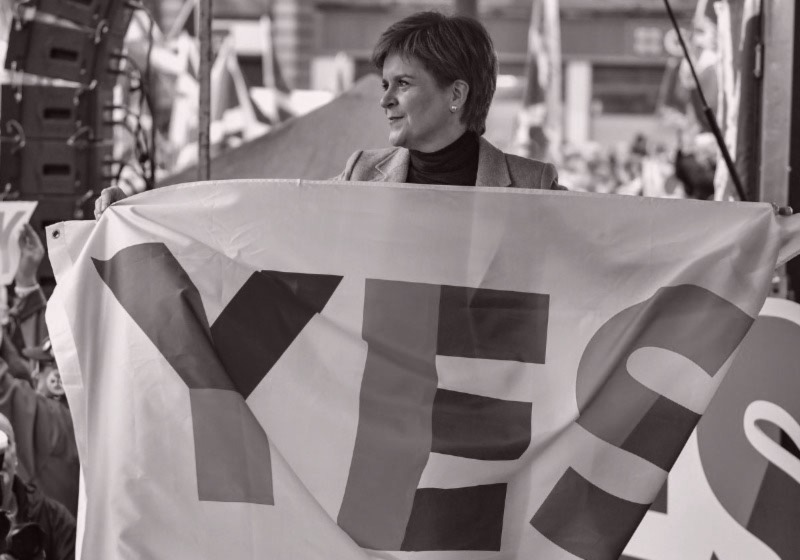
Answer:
380 54 463 152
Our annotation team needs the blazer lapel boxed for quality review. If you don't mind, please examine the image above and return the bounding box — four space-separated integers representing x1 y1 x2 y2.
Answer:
475 137 512 187
373 148 410 183
366 139 508 186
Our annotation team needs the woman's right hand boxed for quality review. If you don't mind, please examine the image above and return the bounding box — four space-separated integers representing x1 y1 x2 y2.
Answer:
94 186 128 220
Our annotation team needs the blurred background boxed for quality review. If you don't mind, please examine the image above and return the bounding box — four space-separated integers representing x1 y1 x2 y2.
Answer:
0 0 742 187
0 0 798 295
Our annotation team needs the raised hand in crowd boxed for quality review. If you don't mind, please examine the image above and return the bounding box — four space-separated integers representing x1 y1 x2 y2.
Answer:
2 225 48 357
14 226 44 289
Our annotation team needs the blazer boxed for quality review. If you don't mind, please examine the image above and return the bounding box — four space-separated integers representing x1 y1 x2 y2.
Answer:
337 136 562 190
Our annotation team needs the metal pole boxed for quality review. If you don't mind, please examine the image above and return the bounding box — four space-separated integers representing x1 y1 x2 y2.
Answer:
768 0 800 301
761 0 793 209
789 2 800 305
197 0 212 181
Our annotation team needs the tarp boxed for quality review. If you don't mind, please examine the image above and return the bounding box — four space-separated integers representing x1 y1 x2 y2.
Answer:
46 180 795 559
162 75 388 185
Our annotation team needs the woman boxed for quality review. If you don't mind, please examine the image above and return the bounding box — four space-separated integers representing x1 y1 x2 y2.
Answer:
95 11 560 218
336 11 561 190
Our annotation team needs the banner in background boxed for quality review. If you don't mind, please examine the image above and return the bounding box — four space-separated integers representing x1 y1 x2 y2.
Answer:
46 180 784 559
625 297 800 560
0 201 37 285
713 0 762 202
513 0 562 162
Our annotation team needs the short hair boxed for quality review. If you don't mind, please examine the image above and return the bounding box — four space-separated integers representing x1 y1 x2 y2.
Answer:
371 11 498 136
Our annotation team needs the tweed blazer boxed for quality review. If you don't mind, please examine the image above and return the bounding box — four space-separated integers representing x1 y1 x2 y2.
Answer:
337 136 562 190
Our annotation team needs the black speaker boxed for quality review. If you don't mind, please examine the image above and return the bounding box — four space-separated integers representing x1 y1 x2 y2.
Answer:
93 1 136 86
2 0 135 288
4 20 97 84
30 0 117 28
0 139 113 196
4 1 134 85
1 84 113 141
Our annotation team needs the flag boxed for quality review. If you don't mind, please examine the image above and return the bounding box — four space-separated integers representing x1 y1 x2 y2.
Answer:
209 36 243 122
332 51 356 95
47 181 791 559
733 0 762 202
695 0 719 28
625 296 800 560
677 0 719 133
256 14 294 124
656 57 690 117
210 35 268 137
712 0 737 201
513 0 562 162
167 34 201 150
712 0 762 202
259 14 290 95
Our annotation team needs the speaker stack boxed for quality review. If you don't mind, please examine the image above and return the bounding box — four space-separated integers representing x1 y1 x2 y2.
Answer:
1 0 135 212
1 0 135 281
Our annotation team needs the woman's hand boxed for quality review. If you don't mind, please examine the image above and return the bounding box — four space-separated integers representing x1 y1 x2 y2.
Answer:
94 186 128 220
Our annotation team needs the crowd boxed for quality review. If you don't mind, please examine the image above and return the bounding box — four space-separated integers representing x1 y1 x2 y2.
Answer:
0 226 77 560
557 131 718 200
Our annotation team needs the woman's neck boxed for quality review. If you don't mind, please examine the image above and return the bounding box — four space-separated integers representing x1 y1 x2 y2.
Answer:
410 130 478 162
413 126 469 154
406 130 480 186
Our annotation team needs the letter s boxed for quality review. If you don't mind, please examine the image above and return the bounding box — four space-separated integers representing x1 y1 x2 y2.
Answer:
531 284 753 560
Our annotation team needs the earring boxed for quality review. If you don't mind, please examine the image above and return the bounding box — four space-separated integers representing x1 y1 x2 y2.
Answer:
450 105 458 113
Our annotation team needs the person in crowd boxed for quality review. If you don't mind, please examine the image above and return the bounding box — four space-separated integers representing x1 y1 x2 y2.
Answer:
674 133 717 200
558 146 592 192
630 133 648 158
0 224 79 517
0 413 75 560
95 11 563 217
2 225 48 357
0 341 79 518
1 225 48 385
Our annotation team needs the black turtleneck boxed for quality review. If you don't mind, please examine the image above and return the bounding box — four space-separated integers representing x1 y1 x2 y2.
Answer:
407 131 480 186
